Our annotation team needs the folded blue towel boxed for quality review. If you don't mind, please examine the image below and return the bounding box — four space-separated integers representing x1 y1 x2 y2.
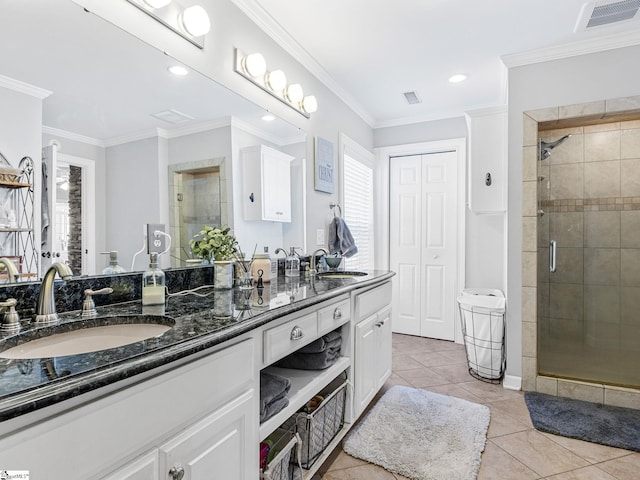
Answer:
260 371 291 421
328 217 358 258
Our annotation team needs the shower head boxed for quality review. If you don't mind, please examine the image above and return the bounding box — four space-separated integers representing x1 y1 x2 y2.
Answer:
539 134 571 160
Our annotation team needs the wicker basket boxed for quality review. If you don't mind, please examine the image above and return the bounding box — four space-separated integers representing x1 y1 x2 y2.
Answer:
283 375 348 469
0 152 22 183
261 428 300 480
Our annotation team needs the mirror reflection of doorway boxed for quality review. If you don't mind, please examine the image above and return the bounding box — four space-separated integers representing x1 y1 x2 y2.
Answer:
42 145 96 277
169 157 226 267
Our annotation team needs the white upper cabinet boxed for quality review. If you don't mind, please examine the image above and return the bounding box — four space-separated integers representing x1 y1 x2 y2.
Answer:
465 106 507 213
242 145 293 222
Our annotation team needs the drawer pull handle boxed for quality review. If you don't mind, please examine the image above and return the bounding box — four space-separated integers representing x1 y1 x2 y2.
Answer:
169 466 185 480
376 319 386 328
333 308 342 320
290 326 304 340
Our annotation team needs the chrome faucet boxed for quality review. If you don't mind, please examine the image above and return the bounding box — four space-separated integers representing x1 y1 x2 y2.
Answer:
0 257 19 283
34 262 73 325
311 248 328 275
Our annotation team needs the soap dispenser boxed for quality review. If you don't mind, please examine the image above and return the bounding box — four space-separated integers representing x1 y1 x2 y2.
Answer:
285 247 300 277
101 251 126 274
142 252 165 305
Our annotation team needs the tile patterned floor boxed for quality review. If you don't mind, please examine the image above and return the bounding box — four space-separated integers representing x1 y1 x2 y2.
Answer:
313 333 640 479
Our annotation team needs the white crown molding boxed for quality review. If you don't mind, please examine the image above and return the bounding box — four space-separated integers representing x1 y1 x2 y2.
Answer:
502 28 640 67
230 0 375 127
0 74 51 99
162 119 232 138
42 126 104 147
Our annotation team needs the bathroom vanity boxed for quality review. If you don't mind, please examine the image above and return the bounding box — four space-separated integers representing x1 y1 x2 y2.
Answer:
0 269 393 480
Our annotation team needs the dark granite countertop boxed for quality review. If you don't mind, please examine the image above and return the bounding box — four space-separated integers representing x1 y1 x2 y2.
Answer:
0 270 393 422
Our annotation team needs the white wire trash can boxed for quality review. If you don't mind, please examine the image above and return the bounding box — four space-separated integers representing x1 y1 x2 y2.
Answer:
457 288 506 383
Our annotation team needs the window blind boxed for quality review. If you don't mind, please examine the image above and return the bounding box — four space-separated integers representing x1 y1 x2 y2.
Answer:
343 153 374 270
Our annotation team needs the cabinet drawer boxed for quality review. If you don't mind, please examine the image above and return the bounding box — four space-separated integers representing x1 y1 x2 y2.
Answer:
263 312 318 365
356 281 392 319
318 298 350 335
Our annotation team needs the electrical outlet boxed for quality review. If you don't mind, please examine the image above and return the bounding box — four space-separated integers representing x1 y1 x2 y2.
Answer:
147 223 166 254
316 228 325 246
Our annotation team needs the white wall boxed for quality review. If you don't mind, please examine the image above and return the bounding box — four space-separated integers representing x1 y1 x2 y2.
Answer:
105 137 165 272
506 43 640 381
374 117 468 148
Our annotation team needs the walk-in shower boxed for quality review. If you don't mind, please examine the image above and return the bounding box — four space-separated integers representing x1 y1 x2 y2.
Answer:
537 121 640 389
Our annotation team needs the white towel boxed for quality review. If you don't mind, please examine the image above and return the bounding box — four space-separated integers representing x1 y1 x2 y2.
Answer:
328 217 358 258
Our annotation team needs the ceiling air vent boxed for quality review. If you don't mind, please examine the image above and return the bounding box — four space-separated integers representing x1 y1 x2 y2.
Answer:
151 109 194 124
403 91 422 105
575 0 640 31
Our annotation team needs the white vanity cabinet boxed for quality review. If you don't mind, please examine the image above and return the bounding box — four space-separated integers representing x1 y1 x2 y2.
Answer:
242 145 293 222
353 282 393 418
0 339 258 480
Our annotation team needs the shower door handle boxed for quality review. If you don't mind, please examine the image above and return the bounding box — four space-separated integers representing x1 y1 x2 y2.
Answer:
549 240 557 273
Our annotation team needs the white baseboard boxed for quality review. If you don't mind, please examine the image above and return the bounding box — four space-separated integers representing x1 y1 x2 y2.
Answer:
503 375 522 391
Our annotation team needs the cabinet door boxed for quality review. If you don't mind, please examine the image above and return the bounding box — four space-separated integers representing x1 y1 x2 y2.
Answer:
261 151 291 222
375 306 393 387
101 451 159 480
353 313 378 417
160 389 256 480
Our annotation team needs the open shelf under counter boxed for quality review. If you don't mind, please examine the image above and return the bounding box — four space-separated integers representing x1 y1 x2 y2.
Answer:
259 356 351 441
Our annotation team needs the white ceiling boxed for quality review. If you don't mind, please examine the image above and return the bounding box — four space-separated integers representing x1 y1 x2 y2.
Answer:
237 0 640 127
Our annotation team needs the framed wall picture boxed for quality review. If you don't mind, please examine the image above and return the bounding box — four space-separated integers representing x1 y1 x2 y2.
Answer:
314 136 334 193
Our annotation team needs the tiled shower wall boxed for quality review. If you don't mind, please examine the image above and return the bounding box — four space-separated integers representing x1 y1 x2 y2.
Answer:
522 96 640 408
538 120 640 352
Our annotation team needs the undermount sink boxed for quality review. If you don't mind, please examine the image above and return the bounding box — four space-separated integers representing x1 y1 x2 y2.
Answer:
0 315 174 359
317 271 368 279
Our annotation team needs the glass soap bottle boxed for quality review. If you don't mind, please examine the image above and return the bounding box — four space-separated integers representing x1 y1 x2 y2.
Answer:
101 251 126 274
142 252 165 305
285 247 300 277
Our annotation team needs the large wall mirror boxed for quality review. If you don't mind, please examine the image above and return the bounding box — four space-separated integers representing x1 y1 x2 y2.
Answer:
0 0 306 282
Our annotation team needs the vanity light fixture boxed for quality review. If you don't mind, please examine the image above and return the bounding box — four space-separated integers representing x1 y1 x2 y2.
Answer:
242 53 267 77
180 5 211 37
301 95 318 114
284 84 304 104
234 48 317 118
265 70 287 92
127 0 210 49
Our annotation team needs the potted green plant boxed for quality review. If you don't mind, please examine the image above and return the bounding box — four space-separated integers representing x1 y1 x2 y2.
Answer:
190 225 238 289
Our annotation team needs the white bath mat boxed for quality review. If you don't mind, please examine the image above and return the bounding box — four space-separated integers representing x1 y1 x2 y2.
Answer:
343 385 490 480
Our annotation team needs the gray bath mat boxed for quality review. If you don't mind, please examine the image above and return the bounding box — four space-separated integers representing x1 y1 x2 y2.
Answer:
343 385 490 480
525 391 640 451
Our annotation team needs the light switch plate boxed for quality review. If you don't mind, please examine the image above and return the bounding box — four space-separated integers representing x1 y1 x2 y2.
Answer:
147 223 166 254
316 228 325 246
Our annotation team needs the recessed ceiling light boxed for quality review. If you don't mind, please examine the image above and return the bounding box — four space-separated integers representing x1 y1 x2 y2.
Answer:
262 114 275 122
448 74 467 83
168 65 189 76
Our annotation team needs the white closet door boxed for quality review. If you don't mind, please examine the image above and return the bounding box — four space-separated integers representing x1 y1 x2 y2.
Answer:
390 151 458 340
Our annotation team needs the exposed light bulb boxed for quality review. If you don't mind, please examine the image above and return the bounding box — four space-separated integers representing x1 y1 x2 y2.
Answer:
301 95 318 114
265 70 287 92
242 53 267 77
181 5 211 37
143 0 171 8
284 83 304 104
